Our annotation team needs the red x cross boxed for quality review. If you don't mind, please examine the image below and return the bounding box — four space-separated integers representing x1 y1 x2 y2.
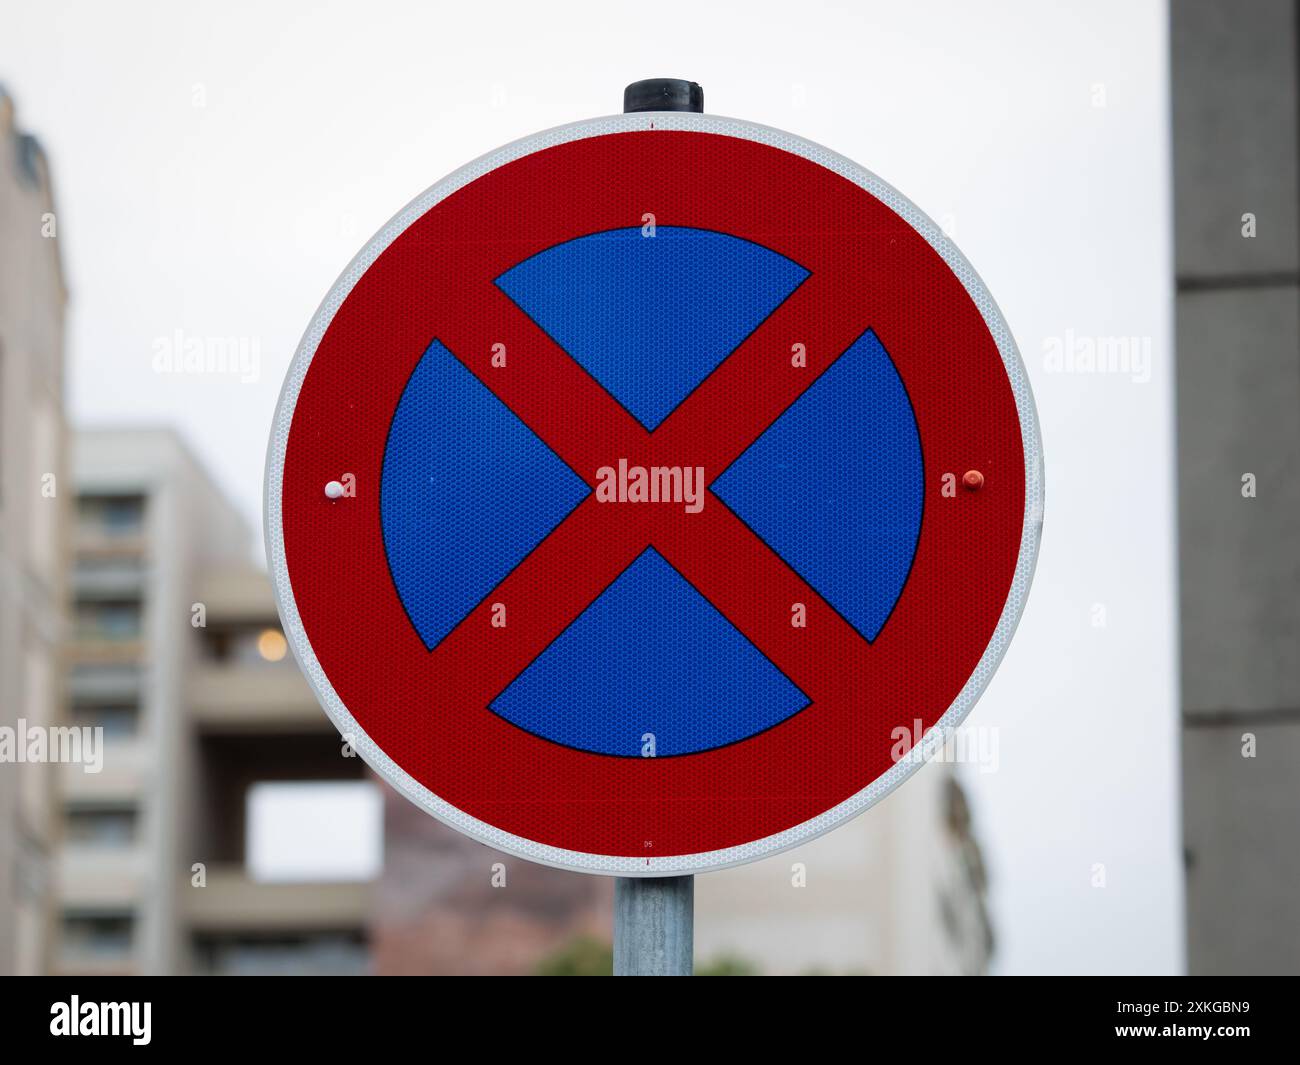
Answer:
428 265 874 735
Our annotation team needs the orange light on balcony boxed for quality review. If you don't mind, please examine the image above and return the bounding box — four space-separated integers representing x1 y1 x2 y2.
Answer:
257 629 288 663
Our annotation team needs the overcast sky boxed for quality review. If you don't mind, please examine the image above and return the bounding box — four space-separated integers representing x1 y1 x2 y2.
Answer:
1 0 1180 974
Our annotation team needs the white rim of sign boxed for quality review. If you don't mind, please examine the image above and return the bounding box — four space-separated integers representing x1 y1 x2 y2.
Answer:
265 112 1045 877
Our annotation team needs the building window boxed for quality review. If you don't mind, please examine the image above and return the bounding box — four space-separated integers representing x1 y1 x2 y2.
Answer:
77 493 145 539
68 663 143 701
75 599 142 642
68 701 139 739
64 806 138 847
192 932 368 976
61 912 134 960
75 555 146 586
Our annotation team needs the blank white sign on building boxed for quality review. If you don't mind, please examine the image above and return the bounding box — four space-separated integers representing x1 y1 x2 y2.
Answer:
246 781 383 883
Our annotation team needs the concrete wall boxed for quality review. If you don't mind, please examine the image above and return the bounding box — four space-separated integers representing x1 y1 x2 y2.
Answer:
1171 0 1300 975
0 88 68 976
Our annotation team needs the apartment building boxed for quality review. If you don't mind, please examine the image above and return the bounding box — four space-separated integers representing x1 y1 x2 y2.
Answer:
0 86 68 976
58 427 371 974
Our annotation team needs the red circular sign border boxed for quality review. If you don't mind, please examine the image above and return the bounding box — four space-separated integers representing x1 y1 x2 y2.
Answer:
268 115 1038 873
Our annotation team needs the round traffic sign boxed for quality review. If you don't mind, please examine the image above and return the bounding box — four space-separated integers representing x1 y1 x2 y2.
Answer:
265 112 1043 875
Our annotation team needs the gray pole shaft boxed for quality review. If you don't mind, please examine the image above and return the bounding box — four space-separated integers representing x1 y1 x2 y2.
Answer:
613 876 694 975
611 78 704 978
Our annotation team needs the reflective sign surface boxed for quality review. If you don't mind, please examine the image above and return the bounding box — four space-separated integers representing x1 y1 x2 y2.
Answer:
266 113 1043 874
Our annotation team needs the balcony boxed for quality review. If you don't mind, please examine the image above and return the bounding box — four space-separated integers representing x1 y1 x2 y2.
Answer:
70 596 145 665
56 909 140 977
59 739 151 803
58 846 148 908
194 567 277 624
67 664 144 703
74 494 146 561
188 662 326 732
73 556 146 599
183 866 370 933
66 639 146 666
73 529 146 560
53 956 140 978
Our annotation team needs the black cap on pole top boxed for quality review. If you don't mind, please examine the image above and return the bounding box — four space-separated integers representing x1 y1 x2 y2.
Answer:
623 79 704 114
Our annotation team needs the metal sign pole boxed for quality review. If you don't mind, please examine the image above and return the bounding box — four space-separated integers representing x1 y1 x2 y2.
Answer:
611 79 705 977
614 875 693 976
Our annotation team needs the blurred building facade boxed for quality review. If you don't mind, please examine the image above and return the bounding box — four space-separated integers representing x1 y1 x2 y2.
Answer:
376 759 989 976
0 88 68 976
372 799 613 975
696 765 993 975
1172 0 1300 974
57 427 369 974
184 559 370 975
